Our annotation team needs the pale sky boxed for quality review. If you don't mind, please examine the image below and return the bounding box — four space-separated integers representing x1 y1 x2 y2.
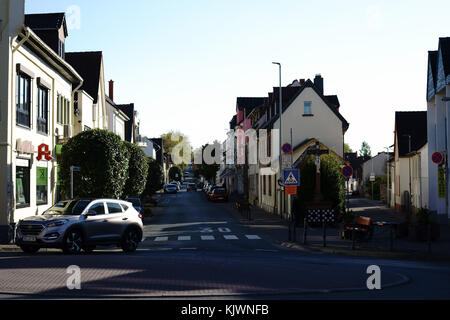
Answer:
26 0 450 154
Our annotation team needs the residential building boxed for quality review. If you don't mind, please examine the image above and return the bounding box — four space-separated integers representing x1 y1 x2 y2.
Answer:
0 3 83 242
65 51 108 132
393 111 428 213
427 37 450 224
105 80 129 140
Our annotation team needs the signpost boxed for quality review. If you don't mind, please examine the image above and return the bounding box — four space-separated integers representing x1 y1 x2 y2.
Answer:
70 166 81 200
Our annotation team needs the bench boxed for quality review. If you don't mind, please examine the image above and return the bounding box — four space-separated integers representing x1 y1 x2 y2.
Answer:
342 216 373 241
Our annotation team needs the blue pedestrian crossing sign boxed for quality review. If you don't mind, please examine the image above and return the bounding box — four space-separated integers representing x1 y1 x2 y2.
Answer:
283 169 300 186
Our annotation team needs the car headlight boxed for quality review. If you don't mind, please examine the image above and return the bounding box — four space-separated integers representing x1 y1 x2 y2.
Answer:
47 220 68 228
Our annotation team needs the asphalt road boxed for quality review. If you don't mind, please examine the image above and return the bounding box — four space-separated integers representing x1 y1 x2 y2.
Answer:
0 189 449 299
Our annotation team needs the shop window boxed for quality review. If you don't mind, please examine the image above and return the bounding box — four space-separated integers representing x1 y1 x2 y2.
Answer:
36 167 48 205
16 163 30 207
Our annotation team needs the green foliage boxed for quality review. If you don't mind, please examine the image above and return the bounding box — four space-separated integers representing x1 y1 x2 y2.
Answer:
122 141 149 197
344 143 353 153
144 157 164 196
298 153 345 214
169 166 183 182
59 129 129 199
193 144 220 183
161 131 191 171
364 176 386 200
359 141 372 157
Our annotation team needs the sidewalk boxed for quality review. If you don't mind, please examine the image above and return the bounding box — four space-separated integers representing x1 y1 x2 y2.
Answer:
226 196 450 262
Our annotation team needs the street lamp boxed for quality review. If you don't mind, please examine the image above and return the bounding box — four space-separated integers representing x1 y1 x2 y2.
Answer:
273 62 283 218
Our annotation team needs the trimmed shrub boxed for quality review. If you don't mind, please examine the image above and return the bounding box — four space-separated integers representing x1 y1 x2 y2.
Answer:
59 129 129 199
123 141 149 197
143 157 164 196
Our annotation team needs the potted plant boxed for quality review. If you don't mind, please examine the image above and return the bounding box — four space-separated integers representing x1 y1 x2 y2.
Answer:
408 208 440 242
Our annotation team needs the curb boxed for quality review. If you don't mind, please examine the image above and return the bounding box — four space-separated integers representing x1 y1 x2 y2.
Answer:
279 241 450 262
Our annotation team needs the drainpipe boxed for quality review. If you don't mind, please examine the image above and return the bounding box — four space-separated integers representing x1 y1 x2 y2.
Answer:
8 26 30 228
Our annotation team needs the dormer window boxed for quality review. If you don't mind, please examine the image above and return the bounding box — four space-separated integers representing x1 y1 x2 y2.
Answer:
58 39 65 59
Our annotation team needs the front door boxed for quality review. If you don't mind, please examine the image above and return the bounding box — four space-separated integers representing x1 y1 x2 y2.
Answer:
83 202 111 243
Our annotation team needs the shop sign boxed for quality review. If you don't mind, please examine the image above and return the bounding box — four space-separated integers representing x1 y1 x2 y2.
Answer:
36 143 53 161
16 139 35 154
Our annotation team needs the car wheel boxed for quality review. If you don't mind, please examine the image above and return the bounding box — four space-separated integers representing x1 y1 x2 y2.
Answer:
19 245 40 254
62 230 84 254
121 228 140 253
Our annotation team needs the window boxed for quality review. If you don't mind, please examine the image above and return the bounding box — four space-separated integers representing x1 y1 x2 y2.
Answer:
57 94 70 125
16 162 30 207
37 86 48 134
16 73 31 127
36 167 48 205
107 202 123 214
268 175 272 196
304 101 312 115
88 202 105 215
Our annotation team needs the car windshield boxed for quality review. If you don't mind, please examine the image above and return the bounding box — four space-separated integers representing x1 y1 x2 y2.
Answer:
126 198 141 207
214 189 226 194
44 200 91 216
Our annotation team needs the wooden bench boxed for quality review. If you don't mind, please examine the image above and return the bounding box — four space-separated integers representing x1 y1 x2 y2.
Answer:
342 216 373 241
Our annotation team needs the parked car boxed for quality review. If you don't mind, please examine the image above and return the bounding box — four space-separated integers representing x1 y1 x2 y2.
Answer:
164 183 178 194
170 181 181 191
126 197 142 214
187 183 197 192
15 198 144 254
208 188 229 202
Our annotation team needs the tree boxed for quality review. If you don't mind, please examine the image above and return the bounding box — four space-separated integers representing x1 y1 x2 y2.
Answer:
59 129 129 199
193 144 220 183
161 131 191 171
344 143 353 153
143 157 164 196
123 141 149 197
297 153 345 217
359 141 372 157
168 166 183 182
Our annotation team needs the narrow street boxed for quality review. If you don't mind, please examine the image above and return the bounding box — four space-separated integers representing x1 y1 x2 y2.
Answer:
0 189 449 299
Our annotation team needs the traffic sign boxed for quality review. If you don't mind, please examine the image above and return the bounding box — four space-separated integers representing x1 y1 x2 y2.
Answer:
341 165 353 179
370 174 375 182
283 169 300 186
281 143 292 154
281 153 293 169
432 151 444 165
285 185 297 195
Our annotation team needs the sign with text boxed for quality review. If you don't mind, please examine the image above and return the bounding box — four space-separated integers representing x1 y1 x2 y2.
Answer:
285 185 297 195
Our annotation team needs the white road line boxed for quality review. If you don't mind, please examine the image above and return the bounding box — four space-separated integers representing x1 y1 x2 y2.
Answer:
178 236 191 241
246 235 261 240
224 235 239 240
179 248 197 250
154 236 169 241
201 235 215 240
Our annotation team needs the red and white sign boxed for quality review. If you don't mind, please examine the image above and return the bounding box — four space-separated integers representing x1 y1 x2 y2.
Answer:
36 144 53 161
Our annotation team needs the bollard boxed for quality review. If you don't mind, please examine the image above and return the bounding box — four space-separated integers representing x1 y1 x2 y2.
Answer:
303 217 307 245
352 229 356 250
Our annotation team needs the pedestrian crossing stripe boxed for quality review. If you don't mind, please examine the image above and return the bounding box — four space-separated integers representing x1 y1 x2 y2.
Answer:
284 172 298 185
147 235 262 241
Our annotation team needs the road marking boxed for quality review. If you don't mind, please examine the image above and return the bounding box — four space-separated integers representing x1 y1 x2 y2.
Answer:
246 235 261 240
154 236 169 241
201 235 215 240
218 227 231 233
148 248 173 251
179 248 197 250
223 235 238 240
178 236 191 241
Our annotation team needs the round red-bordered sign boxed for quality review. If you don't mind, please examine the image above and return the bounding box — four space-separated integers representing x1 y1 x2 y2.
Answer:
341 165 353 179
432 152 444 164
281 143 292 154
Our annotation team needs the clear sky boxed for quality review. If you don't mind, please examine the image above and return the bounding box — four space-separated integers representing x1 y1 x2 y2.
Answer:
26 0 450 154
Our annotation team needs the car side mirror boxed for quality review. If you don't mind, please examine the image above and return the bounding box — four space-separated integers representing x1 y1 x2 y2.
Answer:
85 210 97 217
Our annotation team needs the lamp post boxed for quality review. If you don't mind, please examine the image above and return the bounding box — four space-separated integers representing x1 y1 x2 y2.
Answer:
273 62 283 218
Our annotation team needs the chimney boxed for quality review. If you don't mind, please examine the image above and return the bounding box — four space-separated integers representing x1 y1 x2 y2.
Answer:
299 79 305 86
314 74 323 94
109 80 114 101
